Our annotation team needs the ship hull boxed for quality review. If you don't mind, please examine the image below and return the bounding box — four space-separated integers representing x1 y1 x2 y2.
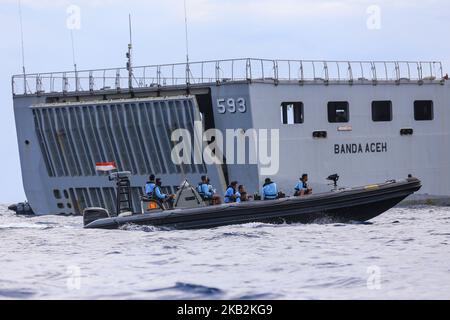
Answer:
11 58 449 215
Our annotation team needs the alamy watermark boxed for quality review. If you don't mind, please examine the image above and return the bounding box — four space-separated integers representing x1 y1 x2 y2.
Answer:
66 5 81 30
366 5 381 30
171 121 280 176
367 265 381 290
66 265 82 291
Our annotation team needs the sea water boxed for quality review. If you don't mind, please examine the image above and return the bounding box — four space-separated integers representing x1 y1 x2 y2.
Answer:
0 205 449 300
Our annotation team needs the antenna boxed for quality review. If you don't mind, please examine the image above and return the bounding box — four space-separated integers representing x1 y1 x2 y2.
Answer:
18 0 26 93
184 0 190 85
126 14 133 90
70 29 79 91
70 30 77 72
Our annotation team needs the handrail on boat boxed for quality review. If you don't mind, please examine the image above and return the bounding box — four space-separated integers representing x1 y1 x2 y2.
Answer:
11 58 444 95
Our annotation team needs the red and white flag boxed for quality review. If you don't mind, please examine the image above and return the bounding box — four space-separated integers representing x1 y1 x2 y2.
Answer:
95 162 117 172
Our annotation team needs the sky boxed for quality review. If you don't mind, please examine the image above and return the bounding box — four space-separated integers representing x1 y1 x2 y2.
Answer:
0 0 449 203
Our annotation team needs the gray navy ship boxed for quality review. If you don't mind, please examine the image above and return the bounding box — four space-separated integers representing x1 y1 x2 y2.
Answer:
11 58 449 215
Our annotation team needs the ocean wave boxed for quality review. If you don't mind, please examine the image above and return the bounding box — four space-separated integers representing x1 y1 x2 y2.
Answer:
206 231 268 241
237 293 277 300
120 224 170 233
1 205 450 300
143 282 224 299
0 223 54 230
0 289 35 299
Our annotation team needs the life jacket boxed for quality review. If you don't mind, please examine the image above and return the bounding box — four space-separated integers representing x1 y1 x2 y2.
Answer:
224 186 237 203
154 185 166 200
263 182 278 200
295 181 308 191
197 183 208 198
197 183 204 195
235 191 242 203
145 182 156 197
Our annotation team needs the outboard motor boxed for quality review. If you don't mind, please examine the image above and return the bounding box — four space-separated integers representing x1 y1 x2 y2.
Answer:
83 208 110 227
327 174 340 190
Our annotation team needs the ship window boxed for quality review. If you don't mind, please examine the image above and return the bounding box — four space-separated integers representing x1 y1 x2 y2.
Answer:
372 101 393 122
414 101 434 121
281 102 304 125
328 102 349 123
53 190 61 199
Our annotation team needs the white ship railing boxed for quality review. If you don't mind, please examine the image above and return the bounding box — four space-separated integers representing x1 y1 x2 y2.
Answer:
12 58 444 95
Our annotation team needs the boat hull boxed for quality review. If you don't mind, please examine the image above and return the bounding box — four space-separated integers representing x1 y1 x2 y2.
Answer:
84 178 422 230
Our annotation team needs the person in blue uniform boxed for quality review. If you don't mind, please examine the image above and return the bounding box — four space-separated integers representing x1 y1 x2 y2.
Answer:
262 178 278 200
294 174 313 196
154 178 175 207
145 175 156 197
224 181 240 203
197 175 221 205
198 176 212 199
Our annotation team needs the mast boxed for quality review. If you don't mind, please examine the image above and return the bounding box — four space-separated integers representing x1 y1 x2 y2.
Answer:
70 29 79 91
127 14 133 90
184 0 190 86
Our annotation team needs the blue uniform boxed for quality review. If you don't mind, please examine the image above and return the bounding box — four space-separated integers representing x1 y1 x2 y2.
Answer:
145 182 156 196
295 180 311 195
198 183 213 199
225 187 241 203
262 182 278 200
154 186 168 200
235 192 242 203
295 181 307 192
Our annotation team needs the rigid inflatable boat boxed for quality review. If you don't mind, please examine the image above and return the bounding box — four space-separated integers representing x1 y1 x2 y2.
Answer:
83 173 422 230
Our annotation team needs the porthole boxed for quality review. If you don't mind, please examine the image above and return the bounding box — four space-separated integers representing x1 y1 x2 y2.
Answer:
53 190 62 199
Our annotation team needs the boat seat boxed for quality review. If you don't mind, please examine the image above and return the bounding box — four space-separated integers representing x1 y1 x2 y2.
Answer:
139 189 168 211
143 198 168 211
141 194 153 202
